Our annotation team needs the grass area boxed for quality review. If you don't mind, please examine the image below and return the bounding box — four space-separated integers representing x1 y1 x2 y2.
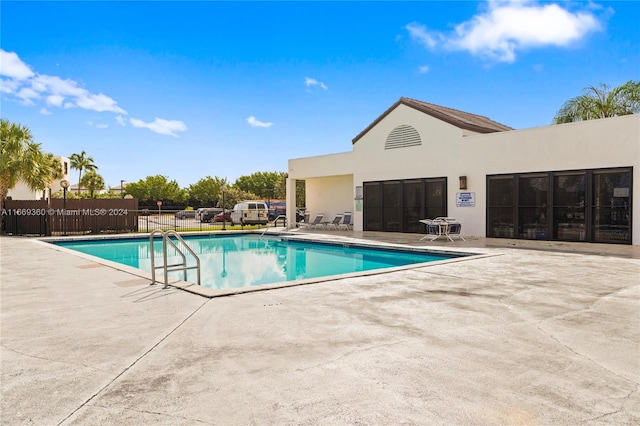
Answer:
137 224 265 233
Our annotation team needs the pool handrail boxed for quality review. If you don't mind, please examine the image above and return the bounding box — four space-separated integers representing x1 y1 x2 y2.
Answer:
150 229 201 288
260 214 288 236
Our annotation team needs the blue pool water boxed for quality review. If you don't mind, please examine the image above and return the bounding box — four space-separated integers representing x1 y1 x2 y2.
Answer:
53 235 460 290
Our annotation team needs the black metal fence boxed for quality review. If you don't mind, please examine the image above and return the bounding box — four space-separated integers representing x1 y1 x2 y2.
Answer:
136 211 272 233
2 199 140 236
2 199 285 236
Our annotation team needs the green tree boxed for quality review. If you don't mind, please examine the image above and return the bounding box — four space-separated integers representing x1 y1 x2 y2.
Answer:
0 119 61 208
219 186 258 210
69 150 98 194
294 179 306 208
79 170 105 198
187 176 228 206
125 175 184 203
234 171 287 199
34 153 65 200
553 80 640 124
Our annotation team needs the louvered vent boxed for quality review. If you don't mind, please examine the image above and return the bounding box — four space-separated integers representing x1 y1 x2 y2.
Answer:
385 125 421 149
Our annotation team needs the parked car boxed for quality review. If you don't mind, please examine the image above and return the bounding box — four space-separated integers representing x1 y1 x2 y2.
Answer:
175 209 196 219
213 210 232 223
195 207 220 222
230 201 269 225
201 208 223 223
194 208 207 222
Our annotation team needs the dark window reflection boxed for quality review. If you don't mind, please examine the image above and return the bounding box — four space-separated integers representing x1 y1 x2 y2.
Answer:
488 176 514 238
554 174 586 241
593 171 631 242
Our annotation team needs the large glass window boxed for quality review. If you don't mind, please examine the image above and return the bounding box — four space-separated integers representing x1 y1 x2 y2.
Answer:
363 177 447 233
403 180 423 233
487 176 514 238
592 170 631 243
487 167 632 244
553 174 586 241
425 180 447 220
518 175 549 239
363 182 382 231
382 182 402 232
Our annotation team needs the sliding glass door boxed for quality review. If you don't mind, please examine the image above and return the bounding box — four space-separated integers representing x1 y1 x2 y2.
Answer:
487 167 632 244
363 178 447 233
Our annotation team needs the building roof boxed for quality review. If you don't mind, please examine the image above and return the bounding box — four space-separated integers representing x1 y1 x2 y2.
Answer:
352 97 513 144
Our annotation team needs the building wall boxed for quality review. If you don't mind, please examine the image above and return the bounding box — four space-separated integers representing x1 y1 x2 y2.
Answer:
6 156 70 201
288 108 640 244
304 175 354 222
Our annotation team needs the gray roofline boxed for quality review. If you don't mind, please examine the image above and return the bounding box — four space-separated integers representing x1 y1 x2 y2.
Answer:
352 97 513 144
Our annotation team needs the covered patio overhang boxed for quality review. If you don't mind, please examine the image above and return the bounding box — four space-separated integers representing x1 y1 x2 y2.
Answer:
286 152 354 228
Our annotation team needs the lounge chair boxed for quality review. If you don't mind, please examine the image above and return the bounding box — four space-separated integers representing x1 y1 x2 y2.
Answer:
338 212 352 230
300 213 324 229
324 214 344 230
297 210 310 228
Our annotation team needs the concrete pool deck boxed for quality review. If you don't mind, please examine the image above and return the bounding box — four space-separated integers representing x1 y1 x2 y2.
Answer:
1 232 639 425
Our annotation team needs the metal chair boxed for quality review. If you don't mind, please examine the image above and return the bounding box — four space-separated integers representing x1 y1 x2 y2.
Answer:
338 212 353 230
299 213 324 229
324 214 344 230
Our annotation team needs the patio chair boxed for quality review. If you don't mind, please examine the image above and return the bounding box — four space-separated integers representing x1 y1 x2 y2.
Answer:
419 219 442 241
324 214 344 230
338 212 353 230
300 213 324 229
296 210 310 228
446 222 465 242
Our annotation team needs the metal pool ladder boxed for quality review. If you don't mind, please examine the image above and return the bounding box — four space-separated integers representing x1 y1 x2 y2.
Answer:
150 229 201 288
260 214 288 236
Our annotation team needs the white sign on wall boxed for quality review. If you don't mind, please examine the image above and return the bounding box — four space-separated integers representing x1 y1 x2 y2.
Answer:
456 192 475 207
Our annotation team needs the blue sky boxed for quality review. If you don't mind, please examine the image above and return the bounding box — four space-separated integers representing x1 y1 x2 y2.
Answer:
1 1 638 189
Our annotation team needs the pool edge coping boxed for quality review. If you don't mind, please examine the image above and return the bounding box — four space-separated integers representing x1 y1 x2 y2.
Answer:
34 231 499 298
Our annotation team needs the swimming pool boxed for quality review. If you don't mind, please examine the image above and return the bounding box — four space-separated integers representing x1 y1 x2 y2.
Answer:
52 234 469 292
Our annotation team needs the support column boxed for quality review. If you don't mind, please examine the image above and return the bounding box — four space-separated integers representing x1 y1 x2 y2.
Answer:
286 177 297 228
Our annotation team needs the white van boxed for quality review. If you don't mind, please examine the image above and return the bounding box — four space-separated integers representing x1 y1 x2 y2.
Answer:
230 200 269 225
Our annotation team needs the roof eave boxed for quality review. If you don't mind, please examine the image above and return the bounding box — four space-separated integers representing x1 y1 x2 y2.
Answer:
352 97 511 144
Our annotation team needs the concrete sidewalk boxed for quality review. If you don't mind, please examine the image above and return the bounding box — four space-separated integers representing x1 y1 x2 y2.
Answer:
1 234 639 425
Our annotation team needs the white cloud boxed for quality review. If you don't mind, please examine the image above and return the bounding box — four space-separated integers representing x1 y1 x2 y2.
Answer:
130 117 188 137
16 87 40 105
246 116 273 128
406 23 439 48
0 49 127 114
304 77 328 91
75 92 126 113
0 49 188 136
418 65 430 74
87 121 108 129
408 1 602 63
46 94 64 107
0 50 35 79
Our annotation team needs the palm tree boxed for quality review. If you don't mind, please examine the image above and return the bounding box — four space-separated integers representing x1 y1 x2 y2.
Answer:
79 170 105 198
69 150 98 194
37 153 65 200
553 80 640 124
0 119 59 209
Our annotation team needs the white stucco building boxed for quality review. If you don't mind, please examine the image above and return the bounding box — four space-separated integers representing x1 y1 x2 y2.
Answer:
7 155 71 201
286 97 639 245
